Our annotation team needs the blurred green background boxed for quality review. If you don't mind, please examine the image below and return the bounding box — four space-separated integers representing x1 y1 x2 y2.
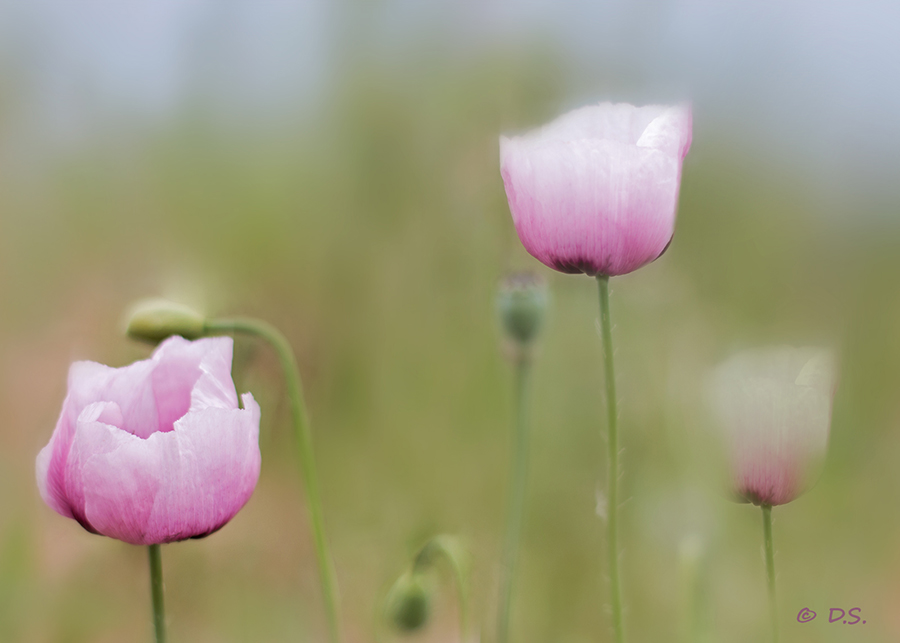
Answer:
2 2 900 642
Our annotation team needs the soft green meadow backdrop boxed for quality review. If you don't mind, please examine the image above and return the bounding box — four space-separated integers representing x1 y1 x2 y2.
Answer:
2 4 900 643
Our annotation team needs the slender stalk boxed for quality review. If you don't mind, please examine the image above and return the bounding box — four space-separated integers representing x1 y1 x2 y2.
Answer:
496 354 532 643
205 317 341 643
761 505 778 643
148 544 167 643
597 275 624 643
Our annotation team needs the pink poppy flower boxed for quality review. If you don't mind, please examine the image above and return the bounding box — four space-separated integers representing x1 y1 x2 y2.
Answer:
707 347 837 506
500 102 692 277
36 336 261 545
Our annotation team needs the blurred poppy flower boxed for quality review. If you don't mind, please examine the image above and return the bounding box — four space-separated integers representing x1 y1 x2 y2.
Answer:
707 347 837 506
500 102 692 277
36 336 261 545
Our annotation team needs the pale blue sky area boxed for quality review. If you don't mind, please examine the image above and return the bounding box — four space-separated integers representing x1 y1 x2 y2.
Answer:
2 0 899 198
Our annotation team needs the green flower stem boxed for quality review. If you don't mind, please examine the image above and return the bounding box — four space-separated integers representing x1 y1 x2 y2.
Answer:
597 275 624 643
496 353 531 643
148 544 167 643
205 317 341 643
762 505 778 643
415 536 470 640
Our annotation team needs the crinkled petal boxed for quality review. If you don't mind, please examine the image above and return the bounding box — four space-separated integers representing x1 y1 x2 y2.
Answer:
636 104 693 160
40 360 156 518
64 402 132 532
66 358 159 439
188 337 240 411
537 102 670 145
79 393 261 545
151 335 239 426
36 437 70 519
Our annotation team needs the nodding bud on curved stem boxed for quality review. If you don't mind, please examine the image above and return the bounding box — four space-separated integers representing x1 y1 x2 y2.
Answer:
125 299 207 344
385 571 433 632
384 535 469 637
497 272 548 348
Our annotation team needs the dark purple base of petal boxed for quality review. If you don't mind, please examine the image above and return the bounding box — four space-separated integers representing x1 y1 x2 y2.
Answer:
657 235 674 261
547 256 604 276
739 488 783 507
544 235 673 278
76 518 229 545
187 521 227 541
155 520 229 544
74 514 100 535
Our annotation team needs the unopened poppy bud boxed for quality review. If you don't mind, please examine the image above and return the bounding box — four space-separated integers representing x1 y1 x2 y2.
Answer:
385 571 432 632
125 298 206 343
496 272 548 346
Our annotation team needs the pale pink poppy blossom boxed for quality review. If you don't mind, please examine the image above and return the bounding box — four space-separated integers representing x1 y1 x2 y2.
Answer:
707 347 836 506
36 336 261 545
500 102 692 277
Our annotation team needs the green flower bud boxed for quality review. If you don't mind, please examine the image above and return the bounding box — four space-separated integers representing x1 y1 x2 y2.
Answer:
496 272 548 346
125 298 206 344
385 571 432 632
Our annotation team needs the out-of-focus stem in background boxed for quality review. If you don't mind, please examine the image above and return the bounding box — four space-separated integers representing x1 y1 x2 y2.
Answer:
495 272 547 643
496 353 531 643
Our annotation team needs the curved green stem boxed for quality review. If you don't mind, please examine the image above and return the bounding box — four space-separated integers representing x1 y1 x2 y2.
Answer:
762 505 778 643
205 317 341 643
496 354 531 643
415 536 470 640
148 544 167 643
597 276 624 643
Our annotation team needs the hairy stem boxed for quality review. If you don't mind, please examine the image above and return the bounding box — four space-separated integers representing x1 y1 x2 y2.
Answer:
762 505 778 643
597 275 624 643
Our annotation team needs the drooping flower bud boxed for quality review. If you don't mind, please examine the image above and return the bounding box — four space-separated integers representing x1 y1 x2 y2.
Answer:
385 571 432 632
496 272 548 347
384 535 469 636
125 298 206 343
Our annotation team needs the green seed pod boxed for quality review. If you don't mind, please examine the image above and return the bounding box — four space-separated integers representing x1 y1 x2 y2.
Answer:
385 571 431 633
496 272 548 346
125 298 206 343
